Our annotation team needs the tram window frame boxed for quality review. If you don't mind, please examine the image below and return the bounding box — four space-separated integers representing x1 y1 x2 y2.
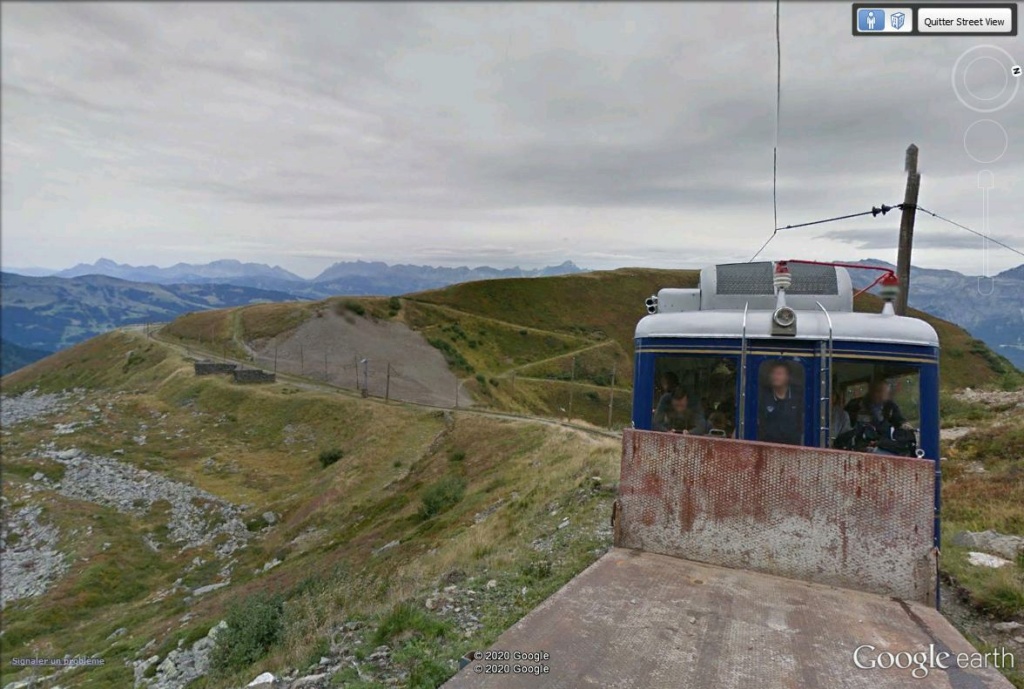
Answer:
830 361 922 456
652 355 738 437
832 362 921 430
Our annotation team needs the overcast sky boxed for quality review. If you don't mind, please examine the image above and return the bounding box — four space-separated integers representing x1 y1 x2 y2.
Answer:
2 2 1021 278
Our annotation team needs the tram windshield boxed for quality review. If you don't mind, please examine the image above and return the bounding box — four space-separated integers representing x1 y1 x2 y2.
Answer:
833 361 922 454
651 354 923 455
652 356 737 437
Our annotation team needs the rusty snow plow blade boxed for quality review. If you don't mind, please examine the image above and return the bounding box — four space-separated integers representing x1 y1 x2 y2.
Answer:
443 432 1015 688
615 430 937 604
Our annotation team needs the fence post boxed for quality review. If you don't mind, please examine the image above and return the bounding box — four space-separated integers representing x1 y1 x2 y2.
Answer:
385 363 391 403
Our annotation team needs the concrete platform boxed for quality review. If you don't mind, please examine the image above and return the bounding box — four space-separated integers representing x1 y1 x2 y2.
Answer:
443 548 1013 688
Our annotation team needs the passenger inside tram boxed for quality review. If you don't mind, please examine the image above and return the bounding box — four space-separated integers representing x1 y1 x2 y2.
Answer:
652 387 708 435
833 364 921 456
757 360 804 446
652 357 736 437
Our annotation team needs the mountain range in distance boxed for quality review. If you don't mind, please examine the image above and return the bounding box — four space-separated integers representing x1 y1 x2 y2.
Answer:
1 257 1021 375
0 259 586 374
7 258 586 299
847 259 1024 370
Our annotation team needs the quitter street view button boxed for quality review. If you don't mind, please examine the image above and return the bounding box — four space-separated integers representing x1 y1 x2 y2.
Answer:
918 6 1014 33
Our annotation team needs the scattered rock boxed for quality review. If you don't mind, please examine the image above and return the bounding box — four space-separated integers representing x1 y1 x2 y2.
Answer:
262 511 278 525
994 621 1023 632
43 447 249 555
0 389 83 427
290 673 328 688
107 627 128 640
192 581 230 596
0 505 69 607
940 427 974 441
486 579 497 589
248 672 277 687
373 540 400 555
966 551 1012 568
952 530 1024 561
137 620 227 688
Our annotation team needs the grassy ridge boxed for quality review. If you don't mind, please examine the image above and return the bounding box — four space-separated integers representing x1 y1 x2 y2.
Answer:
1 332 621 687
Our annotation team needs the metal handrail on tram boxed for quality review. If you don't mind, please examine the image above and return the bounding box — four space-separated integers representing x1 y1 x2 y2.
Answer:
739 302 749 439
816 301 834 448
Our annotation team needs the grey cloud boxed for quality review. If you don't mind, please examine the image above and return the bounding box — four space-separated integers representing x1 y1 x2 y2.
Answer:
818 227 1018 251
1 2 1021 275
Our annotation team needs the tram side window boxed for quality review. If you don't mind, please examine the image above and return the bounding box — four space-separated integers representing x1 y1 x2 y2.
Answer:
653 357 737 436
757 360 805 446
833 362 921 456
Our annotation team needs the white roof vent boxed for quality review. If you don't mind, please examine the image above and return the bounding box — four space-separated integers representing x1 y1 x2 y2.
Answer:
699 262 853 312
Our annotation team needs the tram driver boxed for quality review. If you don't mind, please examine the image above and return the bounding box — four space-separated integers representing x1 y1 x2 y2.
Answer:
845 379 906 437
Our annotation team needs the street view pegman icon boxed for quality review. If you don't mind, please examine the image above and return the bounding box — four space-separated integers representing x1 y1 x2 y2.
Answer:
890 11 905 30
858 8 886 31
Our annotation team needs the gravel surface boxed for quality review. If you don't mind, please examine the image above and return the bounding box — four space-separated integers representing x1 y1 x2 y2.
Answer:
0 502 69 608
40 445 249 555
1 389 83 428
249 310 473 408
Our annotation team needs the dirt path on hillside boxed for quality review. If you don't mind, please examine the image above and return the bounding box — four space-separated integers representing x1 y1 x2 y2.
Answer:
246 310 473 408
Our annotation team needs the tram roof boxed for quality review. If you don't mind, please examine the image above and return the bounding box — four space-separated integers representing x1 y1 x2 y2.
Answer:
636 308 940 347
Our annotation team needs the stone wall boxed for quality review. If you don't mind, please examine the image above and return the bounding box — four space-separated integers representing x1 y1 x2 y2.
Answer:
232 369 276 384
194 361 238 376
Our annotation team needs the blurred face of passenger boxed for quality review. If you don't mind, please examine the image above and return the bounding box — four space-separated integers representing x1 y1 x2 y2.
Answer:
870 382 890 403
769 365 790 390
671 396 689 414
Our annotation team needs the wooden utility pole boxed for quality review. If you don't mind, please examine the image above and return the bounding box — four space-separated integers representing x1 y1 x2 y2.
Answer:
607 363 616 430
567 356 577 422
895 144 920 316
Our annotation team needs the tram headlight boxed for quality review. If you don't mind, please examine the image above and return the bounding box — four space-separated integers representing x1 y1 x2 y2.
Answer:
645 295 658 314
773 306 796 328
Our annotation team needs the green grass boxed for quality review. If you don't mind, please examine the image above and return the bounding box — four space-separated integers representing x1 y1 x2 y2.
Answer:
319 447 344 468
373 602 448 645
212 593 285 673
419 476 467 520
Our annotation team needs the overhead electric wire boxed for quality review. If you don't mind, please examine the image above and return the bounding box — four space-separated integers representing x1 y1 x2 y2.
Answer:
915 205 1024 260
749 203 1024 264
773 0 781 235
749 204 900 261
757 0 782 264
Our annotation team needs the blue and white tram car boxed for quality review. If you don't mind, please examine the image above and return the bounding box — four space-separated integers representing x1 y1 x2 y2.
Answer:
631 260 941 538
